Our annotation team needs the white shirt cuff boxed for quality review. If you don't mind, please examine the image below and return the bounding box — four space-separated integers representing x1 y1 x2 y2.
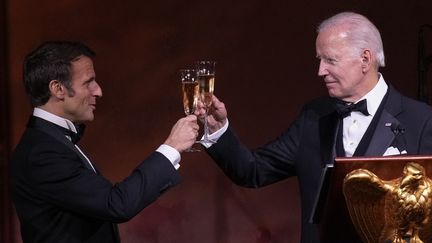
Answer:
201 119 229 148
156 144 181 170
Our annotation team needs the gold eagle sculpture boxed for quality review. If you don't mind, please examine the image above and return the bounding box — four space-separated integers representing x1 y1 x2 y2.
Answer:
343 162 432 243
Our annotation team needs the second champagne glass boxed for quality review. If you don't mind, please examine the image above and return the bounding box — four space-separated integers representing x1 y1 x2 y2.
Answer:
180 69 200 152
196 60 216 144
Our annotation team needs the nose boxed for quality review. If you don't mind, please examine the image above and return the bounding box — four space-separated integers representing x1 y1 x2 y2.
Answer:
318 60 328 77
93 81 103 98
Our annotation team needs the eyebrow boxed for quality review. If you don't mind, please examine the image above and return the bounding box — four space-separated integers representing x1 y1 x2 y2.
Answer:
83 76 96 85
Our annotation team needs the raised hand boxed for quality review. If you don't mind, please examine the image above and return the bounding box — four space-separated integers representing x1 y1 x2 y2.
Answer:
164 115 199 152
196 95 228 134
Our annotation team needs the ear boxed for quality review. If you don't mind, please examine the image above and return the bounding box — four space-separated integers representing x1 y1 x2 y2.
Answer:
360 49 372 73
48 80 66 99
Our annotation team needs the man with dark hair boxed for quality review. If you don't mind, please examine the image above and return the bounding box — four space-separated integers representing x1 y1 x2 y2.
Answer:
23 41 97 106
12 41 198 243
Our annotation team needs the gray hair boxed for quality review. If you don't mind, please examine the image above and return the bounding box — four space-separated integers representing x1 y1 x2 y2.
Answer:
317 12 385 68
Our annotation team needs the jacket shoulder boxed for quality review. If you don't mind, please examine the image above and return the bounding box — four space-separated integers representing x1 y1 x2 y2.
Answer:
401 95 432 112
390 86 432 116
302 96 336 116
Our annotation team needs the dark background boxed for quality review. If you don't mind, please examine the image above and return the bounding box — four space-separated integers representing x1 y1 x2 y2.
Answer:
1 0 431 242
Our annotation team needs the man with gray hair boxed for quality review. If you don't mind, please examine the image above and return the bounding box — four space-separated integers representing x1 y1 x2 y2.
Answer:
197 12 432 242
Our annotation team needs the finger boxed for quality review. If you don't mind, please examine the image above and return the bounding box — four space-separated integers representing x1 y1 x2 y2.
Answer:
185 114 197 121
192 123 199 131
212 95 224 109
197 100 204 107
193 108 200 116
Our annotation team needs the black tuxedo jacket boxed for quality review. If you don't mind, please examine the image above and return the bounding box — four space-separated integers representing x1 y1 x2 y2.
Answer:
207 85 432 242
11 116 180 243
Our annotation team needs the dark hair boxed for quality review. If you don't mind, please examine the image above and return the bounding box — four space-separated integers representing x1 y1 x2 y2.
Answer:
23 41 96 107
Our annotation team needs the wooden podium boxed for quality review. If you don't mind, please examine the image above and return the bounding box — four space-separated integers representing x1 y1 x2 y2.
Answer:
311 155 432 242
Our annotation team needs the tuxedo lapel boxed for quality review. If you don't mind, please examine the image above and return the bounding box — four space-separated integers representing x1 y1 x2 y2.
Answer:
364 110 399 156
28 116 95 171
319 111 340 165
364 85 403 156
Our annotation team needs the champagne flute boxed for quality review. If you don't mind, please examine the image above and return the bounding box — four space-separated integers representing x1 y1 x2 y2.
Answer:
196 60 216 144
180 69 200 152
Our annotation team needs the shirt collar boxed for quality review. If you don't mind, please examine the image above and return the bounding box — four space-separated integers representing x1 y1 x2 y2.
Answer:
356 73 388 116
33 107 78 133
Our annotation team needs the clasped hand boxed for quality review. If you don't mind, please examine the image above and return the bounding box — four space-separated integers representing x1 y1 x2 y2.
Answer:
195 95 228 134
164 115 199 152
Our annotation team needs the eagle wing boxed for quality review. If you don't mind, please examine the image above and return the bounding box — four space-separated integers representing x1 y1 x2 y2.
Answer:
343 169 393 243
419 177 432 242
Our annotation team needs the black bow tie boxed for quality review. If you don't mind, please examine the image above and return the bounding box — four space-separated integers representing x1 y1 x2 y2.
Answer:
335 99 369 118
61 124 86 144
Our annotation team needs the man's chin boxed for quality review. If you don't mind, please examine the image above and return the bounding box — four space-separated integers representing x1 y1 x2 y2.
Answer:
327 91 338 98
327 89 344 99
86 115 95 122
76 114 95 123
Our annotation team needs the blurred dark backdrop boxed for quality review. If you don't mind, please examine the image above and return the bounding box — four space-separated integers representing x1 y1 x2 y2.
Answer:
1 0 431 242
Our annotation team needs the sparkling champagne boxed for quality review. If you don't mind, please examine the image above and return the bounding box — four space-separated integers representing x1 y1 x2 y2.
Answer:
182 81 199 115
198 74 215 107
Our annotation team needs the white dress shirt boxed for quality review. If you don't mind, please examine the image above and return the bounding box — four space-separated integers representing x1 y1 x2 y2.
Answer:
33 108 181 170
201 119 230 148
342 74 388 156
